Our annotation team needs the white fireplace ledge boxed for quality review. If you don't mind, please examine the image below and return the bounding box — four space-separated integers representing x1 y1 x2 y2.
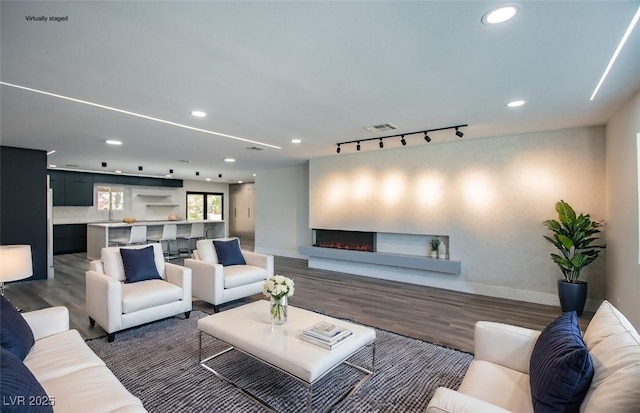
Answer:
299 246 461 275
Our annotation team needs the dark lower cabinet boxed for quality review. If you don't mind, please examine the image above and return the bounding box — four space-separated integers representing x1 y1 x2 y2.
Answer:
53 224 87 255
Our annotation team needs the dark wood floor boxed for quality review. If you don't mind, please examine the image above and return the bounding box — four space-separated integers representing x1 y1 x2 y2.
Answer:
5 252 591 353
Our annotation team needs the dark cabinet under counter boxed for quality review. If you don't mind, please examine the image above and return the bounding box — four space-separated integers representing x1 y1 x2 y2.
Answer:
53 224 87 255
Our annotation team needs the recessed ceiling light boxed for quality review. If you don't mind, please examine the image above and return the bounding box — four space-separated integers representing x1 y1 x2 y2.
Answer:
224 158 236 163
506 100 526 107
291 138 301 144
48 164 57 168
238 181 243 184
191 110 207 118
165 174 172 178
253 173 256 177
482 4 520 25
115 170 122 174
105 139 122 145
206 178 211 181
47 150 56 155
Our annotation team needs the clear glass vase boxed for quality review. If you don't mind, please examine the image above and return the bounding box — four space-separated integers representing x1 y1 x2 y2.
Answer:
270 295 288 325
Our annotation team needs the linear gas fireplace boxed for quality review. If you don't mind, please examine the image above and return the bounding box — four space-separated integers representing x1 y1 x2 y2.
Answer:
313 229 376 252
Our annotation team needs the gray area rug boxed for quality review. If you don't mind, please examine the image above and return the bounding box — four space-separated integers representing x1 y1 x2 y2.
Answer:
87 311 472 412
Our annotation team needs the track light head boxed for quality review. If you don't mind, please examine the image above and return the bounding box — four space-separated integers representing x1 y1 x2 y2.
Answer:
356 142 361 151
169 169 174 174
196 171 200 176
336 144 341 154
101 162 107 168
400 135 406 146
138 166 143 171
424 132 431 143
379 139 384 149
455 127 464 138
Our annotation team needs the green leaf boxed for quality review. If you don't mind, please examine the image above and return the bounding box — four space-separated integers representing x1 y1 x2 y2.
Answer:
556 200 576 226
556 234 574 251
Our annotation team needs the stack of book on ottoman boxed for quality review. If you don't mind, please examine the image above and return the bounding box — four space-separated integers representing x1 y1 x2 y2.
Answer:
300 321 353 350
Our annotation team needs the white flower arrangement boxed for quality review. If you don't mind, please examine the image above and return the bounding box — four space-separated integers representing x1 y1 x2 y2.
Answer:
263 275 295 300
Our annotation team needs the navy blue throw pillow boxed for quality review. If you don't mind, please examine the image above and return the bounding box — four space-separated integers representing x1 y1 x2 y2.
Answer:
529 311 594 413
213 239 246 266
0 295 35 360
120 246 161 283
0 347 53 412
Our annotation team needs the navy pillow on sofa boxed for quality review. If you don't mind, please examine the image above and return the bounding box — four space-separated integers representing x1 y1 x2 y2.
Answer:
0 295 35 361
529 311 594 413
119 245 161 284
0 347 53 413
213 239 246 266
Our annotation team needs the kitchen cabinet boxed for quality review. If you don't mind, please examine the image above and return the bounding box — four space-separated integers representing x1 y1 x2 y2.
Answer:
49 170 67 206
64 172 94 206
49 170 184 207
53 224 87 255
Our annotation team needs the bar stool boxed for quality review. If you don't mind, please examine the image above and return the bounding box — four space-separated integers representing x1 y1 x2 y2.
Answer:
147 224 178 261
177 222 205 257
109 225 147 247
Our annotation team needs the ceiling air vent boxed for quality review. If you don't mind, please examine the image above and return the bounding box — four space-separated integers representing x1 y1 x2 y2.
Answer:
246 146 264 151
363 123 398 134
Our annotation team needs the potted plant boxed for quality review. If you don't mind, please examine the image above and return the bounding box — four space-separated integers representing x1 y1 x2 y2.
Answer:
430 237 440 259
543 200 605 316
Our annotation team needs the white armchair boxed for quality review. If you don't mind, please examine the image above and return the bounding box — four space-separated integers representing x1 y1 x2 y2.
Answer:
86 243 192 342
184 238 273 312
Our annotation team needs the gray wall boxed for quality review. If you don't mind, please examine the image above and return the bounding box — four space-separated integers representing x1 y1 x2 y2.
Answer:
605 88 640 328
254 164 311 258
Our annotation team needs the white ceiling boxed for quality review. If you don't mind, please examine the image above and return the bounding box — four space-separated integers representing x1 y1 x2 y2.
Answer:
2 1 639 183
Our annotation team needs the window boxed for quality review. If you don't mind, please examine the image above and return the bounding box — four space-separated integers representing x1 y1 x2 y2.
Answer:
187 192 223 221
96 186 125 211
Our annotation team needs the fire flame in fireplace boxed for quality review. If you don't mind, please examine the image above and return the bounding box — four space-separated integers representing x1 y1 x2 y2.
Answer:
313 241 374 252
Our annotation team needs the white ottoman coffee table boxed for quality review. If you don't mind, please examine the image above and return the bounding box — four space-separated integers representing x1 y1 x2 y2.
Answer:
198 300 376 412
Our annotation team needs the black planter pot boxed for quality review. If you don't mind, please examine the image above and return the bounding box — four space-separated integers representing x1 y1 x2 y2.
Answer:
557 280 588 316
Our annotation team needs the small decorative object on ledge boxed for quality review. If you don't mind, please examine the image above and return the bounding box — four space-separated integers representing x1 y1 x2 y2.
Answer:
430 237 440 259
438 239 448 260
123 217 137 223
263 275 295 325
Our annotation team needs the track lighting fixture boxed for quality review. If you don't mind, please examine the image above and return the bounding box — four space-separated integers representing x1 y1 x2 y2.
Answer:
336 123 467 153
101 162 107 167
138 166 143 171
196 171 200 176
169 169 174 174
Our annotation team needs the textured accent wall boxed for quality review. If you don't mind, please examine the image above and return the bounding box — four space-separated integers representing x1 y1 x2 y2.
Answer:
310 126 606 304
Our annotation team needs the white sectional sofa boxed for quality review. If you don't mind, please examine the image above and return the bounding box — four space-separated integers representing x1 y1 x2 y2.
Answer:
427 300 640 413
22 306 146 412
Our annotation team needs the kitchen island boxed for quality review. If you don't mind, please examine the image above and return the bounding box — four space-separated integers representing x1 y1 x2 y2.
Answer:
86 220 225 260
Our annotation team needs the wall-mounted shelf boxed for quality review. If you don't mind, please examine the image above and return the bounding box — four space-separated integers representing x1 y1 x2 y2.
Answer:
137 194 172 199
145 204 179 207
